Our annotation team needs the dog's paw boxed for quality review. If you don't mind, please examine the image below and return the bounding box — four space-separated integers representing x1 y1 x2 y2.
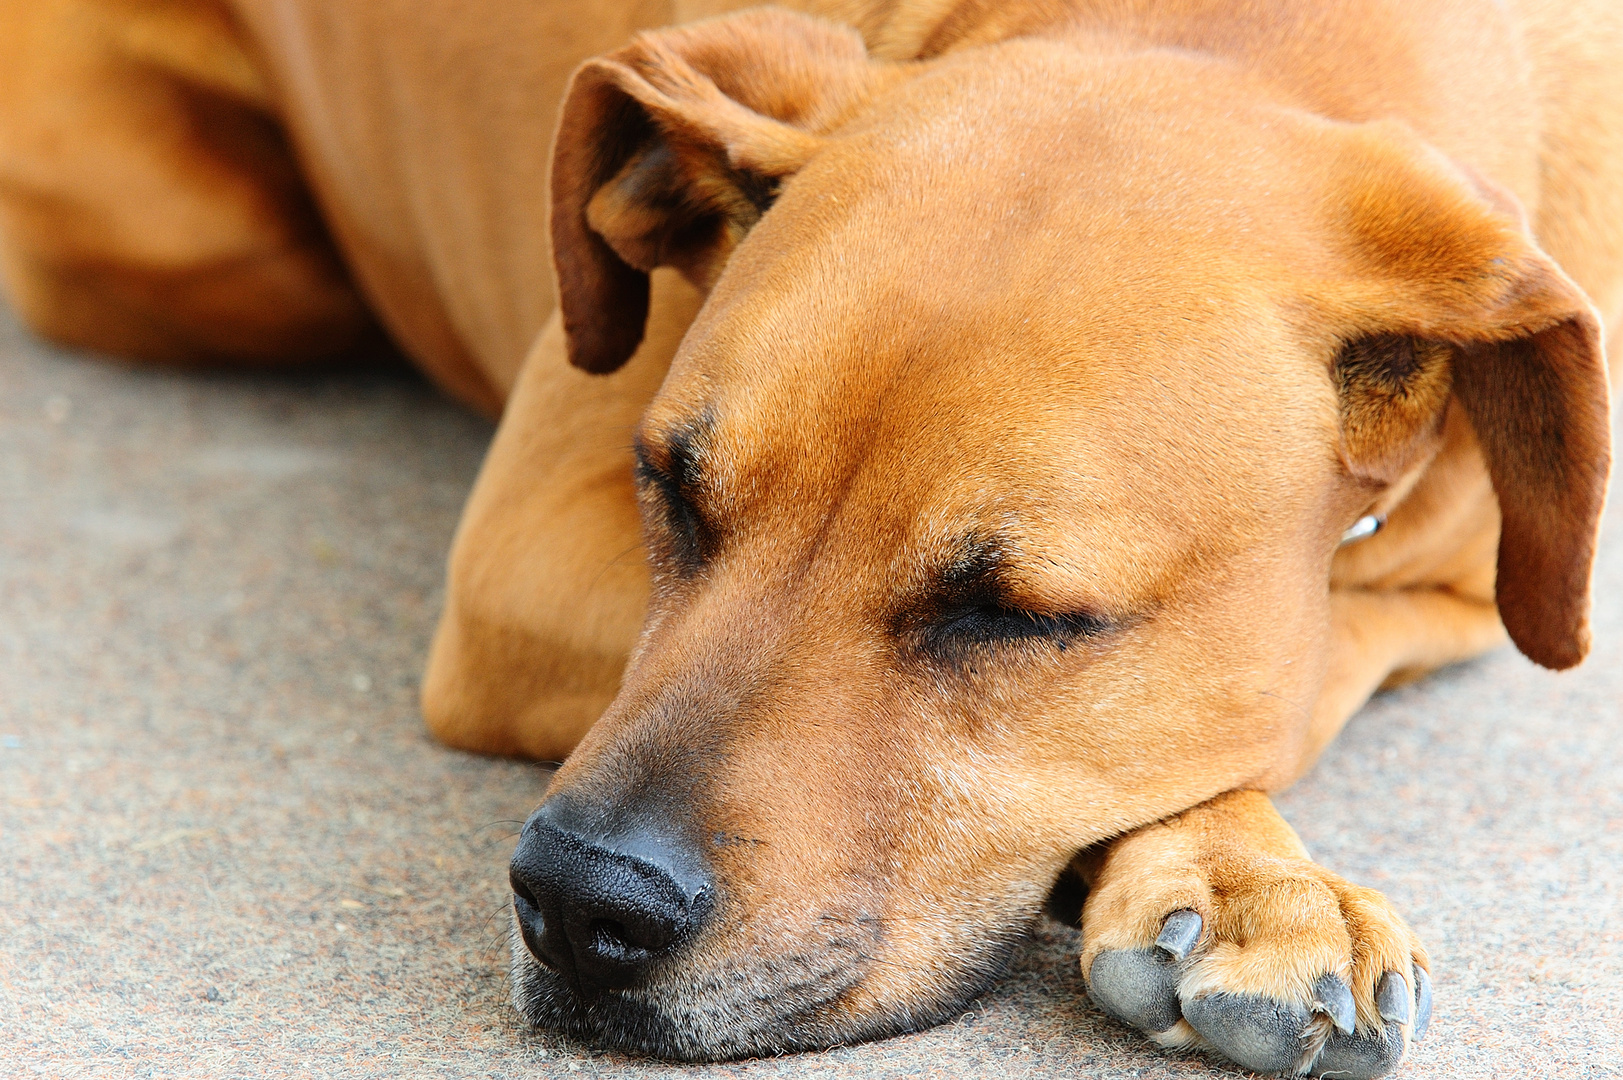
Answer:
1078 792 1431 1078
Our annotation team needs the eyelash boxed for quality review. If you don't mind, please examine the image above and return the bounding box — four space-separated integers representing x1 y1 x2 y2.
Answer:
921 603 1110 653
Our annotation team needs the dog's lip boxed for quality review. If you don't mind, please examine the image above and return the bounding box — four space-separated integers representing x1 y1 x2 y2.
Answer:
512 951 871 1060
508 906 877 1059
510 908 1028 1061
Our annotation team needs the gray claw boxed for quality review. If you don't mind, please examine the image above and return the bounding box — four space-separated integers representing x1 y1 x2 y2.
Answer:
1087 948 1183 1034
1182 993 1307 1074
1413 965 1433 1040
1154 909 1203 961
1376 971 1412 1025
1312 972 1357 1036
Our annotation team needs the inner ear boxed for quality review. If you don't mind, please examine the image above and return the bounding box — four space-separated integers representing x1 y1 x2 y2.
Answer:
550 9 895 374
1334 334 1453 484
585 134 784 291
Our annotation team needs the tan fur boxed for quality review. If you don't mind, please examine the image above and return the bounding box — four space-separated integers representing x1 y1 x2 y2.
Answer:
2 0 1619 1066
0 0 377 366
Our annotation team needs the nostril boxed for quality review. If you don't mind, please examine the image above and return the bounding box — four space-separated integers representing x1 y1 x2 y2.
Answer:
508 868 565 974
589 918 649 963
509 868 539 909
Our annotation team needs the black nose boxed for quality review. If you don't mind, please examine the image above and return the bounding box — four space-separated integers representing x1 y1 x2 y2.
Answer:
509 802 714 995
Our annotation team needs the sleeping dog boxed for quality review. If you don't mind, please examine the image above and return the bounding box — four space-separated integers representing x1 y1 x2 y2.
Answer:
1 0 1617 1075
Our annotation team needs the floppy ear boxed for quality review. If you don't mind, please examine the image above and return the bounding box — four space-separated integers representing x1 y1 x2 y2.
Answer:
550 9 893 374
1326 123 1612 670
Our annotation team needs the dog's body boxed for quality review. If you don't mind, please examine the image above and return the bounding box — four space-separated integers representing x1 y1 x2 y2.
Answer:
3 0 1618 1074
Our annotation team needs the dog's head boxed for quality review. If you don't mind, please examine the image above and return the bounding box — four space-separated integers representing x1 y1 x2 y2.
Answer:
509 10 1610 1058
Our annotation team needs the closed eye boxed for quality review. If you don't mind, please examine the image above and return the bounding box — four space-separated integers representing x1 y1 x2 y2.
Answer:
634 434 713 574
921 602 1111 654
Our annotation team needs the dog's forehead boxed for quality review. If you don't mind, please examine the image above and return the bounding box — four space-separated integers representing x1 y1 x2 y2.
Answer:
730 38 1321 297
642 43 1339 580
657 41 1332 402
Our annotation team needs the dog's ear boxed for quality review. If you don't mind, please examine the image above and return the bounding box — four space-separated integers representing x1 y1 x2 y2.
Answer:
551 10 892 374
1327 123 1612 670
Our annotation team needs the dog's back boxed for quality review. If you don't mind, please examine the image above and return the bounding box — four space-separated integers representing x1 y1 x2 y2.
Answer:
3 0 1623 405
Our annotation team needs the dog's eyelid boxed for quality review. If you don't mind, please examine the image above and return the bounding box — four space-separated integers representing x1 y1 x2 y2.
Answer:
954 600 1113 633
633 438 683 485
633 436 716 571
632 451 675 492
635 419 716 491
897 585 1116 657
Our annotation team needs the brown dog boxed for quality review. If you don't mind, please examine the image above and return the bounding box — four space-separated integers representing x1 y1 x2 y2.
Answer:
2 0 1618 1075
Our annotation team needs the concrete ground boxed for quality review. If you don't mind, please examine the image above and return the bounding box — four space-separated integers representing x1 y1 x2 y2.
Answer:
1 299 1619 1080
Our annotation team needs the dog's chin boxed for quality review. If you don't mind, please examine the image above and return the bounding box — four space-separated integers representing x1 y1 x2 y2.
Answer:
507 916 1024 1061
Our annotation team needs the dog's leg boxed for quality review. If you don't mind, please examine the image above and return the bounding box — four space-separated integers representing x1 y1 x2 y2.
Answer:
1079 790 1431 1079
0 0 377 367
421 269 704 761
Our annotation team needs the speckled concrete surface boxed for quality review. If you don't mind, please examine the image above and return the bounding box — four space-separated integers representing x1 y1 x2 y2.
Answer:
1 299 1619 1079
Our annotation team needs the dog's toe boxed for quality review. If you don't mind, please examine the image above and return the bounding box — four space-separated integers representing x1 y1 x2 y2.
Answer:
1181 990 1311 1073
1311 1015 1404 1079
1085 911 1198 1034
1307 969 1432 1079
1177 971 1356 1073
1087 947 1183 1033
